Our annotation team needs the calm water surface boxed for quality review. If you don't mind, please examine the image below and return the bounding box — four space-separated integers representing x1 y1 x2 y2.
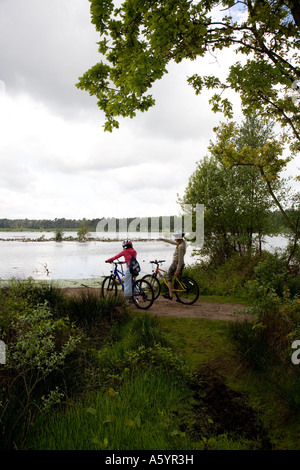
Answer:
0 232 289 280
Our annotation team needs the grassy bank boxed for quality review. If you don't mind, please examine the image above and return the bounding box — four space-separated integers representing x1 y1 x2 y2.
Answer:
26 311 269 451
0 267 299 450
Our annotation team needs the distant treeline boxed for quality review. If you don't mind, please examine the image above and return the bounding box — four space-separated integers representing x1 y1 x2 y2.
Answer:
0 210 290 233
0 216 180 232
0 218 100 231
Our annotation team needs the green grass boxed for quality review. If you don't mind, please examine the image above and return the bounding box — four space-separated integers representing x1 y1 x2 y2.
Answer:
24 308 300 450
28 312 254 451
29 368 202 451
2 278 300 451
156 316 300 450
197 294 248 304
157 316 236 370
24 312 266 450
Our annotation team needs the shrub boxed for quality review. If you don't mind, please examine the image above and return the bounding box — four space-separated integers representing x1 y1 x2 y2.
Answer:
0 294 83 449
0 280 129 449
55 229 64 241
185 249 300 298
228 281 300 370
253 252 289 296
185 254 260 296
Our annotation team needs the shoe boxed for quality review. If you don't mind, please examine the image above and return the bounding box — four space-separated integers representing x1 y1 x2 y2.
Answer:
162 294 173 300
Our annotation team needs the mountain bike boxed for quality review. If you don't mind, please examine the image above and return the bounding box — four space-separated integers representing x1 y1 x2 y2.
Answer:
142 260 199 305
101 261 154 309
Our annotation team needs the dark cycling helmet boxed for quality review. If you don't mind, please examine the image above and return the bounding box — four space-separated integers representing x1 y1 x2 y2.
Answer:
122 239 132 249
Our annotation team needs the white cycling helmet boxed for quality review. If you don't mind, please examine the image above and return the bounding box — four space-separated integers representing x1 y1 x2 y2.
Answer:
173 231 185 239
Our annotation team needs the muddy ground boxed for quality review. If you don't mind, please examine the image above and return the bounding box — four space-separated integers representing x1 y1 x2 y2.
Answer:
61 287 249 322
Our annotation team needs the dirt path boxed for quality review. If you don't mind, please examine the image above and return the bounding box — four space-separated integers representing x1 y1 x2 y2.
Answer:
146 296 248 321
61 287 249 322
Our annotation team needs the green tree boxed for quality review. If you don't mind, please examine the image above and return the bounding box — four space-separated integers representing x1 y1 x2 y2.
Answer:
180 114 293 263
211 114 300 237
180 153 273 264
76 0 299 155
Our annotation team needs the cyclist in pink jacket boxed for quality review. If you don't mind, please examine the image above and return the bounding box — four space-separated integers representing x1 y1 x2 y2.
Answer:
105 239 137 301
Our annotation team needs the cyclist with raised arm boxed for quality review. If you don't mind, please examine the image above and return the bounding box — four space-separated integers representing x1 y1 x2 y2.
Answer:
158 231 186 300
105 239 137 302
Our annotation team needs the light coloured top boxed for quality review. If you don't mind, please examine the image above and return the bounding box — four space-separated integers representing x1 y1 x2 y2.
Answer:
161 239 186 270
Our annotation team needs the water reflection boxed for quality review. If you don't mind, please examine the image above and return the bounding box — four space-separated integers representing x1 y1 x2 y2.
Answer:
0 238 195 280
0 232 288 280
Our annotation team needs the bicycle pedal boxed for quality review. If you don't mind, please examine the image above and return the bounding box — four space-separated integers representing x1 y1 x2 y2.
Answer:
162 294 173 300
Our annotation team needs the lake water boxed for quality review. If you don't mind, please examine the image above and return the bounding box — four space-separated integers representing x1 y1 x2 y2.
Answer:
0 231 289 282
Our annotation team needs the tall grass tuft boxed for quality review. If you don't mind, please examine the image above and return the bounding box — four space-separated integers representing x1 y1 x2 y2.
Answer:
62 292 128 348
30 368 197 451
1 277 66 311
128 314 169 348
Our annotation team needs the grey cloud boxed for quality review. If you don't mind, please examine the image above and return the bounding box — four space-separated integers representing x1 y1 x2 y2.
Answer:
0 154 36 191
0 0 99 117
0 0 244 221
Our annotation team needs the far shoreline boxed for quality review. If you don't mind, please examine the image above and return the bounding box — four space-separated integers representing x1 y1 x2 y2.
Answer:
0 235 161 243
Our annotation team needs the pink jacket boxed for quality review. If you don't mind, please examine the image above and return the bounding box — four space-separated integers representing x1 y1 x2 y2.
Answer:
106 247 137 268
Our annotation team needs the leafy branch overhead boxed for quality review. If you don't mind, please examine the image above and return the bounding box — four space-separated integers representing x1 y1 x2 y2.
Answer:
76 0 300 144
209 116 299 236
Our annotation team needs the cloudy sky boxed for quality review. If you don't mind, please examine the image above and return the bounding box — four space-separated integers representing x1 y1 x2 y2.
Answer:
0 0 298 221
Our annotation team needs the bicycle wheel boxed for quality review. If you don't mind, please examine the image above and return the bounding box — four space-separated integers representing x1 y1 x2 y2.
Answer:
132 279 154 309
174 276 199 305
101 276 118 298
142 274 161 300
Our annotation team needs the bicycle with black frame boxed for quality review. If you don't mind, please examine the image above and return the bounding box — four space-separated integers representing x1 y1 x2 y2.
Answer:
102 261 154 309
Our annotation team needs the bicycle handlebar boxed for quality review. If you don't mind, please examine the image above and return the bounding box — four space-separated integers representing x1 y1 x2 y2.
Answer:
106 260 125 265
150 259 165 265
